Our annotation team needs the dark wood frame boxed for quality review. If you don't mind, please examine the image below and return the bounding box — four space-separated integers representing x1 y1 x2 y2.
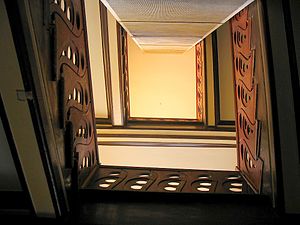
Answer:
212 31 235 127
96 1 113 125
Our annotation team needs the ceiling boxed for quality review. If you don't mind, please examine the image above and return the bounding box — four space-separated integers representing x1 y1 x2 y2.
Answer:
101 0 254 53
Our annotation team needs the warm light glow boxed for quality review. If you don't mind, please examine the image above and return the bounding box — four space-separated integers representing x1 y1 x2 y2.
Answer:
127 36 197 119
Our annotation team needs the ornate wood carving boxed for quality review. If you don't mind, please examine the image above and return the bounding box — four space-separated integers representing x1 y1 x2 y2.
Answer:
196 41 205 122
50 0 98 175
84 166 254 194
231 8 263 192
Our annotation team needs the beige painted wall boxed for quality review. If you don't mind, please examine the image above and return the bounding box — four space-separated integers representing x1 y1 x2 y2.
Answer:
99 145 236 171
0 0 55 216
127 36 197 119
217 21 235 121
85 0 108 118
205 35 216 126
108 11 123 125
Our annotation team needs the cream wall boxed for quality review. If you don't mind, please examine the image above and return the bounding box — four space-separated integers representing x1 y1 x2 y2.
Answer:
128 36 197 119
217 21 235 121
205 35 216 126
84 0 108 118
108 11 123 125
99 145 236 171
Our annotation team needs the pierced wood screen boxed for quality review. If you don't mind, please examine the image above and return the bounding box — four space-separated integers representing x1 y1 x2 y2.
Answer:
196 41 205 122
49 0 98 175
231 8 263 192
84 166 253 194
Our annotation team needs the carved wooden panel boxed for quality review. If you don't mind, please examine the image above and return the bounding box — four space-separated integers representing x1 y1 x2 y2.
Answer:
84 166 254 194
196 41 205 122
50 0 98 174
231 8 263 192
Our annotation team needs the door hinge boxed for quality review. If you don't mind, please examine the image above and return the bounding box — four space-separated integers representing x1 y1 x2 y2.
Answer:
16 90 33 101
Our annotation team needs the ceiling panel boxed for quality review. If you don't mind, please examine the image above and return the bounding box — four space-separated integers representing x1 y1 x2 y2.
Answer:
101 0 253 52
135 36 199 46
104 0 250 22
124 22 217 37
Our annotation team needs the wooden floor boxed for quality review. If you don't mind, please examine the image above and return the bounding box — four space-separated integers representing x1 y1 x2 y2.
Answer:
1 193 300 225
1 196 300 225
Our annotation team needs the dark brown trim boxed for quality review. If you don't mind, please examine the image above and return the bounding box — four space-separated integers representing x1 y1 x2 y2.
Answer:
212 31 235 127
195 41 205 122
116 22 127 125
97 123 235 131
96 118 113 124
82 0 100 165
204 38 209 127
97 133 236 140
123 33 204 124
99 2 113 124
0 95 33 214
98 141 236 148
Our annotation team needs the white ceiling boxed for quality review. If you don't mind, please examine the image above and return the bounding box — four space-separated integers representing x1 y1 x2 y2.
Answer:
101 0 254 52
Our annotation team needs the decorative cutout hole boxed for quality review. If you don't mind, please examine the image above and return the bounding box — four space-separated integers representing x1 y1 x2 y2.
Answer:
109 172 120 176
60 0 65 12
231 183 243 187
99 183 110 188
105 179 116 183
229 187 242 193
197 187 210 192
54 0 58 4
199 182 211 187
73 52 78 65
77 91 81 104
136 180 147 185
227 175 241 180
167 182 180 186
67 46 72 59
198 175 210 179
164 186 176 191
66 6 71 21
249 159 253 168
68 94 72 100
61 50 66 56
169 175 180 179
139 174 150 178
73 88 77 100
246 151 250 162
131 185 143 190
82 157 86 167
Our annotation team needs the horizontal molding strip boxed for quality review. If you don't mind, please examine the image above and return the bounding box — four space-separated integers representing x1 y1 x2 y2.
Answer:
97 137 236 145
97 133 236 140
96 128 236 137
98 141 236 148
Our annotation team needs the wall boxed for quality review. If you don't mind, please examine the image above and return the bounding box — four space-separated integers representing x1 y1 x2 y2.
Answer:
205 25 235 127
84 0 108 118
127 36 197 120
99 145 236 171
216 22 235 122
108 10 123 125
